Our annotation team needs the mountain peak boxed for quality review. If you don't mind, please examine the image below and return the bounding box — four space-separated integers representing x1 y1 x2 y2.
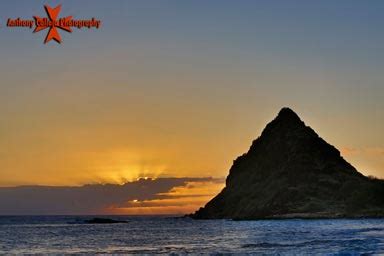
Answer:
190 108 384 219
277 107 299 118
275 107 302 124
259 107 306 139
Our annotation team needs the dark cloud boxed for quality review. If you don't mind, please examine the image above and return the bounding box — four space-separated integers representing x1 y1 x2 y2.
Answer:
0 177 223 215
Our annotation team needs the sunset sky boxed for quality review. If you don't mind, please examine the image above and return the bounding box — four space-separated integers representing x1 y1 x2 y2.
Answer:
1 0 384 214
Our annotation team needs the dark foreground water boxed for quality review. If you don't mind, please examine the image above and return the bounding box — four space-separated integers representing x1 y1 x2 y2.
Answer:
0 216 383 254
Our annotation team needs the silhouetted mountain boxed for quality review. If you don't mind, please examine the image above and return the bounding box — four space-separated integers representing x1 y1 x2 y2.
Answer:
191 108 384 219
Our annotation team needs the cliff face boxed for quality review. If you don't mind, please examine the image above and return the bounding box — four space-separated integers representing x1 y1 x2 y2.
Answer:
191 108 384 219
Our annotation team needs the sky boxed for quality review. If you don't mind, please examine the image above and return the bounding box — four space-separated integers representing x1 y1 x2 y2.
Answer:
1 0 384 214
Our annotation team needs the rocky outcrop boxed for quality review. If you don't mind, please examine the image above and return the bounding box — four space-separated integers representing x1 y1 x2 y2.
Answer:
191 108 384 219
84 218 127 224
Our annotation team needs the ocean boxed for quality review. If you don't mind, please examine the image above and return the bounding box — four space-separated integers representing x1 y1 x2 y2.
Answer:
0 216 383 254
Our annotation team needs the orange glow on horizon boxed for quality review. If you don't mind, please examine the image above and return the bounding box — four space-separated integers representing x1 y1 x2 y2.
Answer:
105 181 225 215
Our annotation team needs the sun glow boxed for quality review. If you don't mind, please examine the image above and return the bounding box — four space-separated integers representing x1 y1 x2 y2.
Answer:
106 180 225 215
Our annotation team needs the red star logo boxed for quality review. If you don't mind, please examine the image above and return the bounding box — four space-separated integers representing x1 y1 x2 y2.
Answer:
33 5 72 44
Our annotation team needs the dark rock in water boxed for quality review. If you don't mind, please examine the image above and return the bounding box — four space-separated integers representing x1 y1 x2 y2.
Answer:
84 218 127 224
190 108 384 219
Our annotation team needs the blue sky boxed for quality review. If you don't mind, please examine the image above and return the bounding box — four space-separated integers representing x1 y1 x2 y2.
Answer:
1 1 384 187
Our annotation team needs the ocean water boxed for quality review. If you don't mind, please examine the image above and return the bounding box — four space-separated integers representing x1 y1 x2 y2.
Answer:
0 216 383 255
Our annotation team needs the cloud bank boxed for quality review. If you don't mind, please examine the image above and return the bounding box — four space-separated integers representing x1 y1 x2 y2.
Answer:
0 177 224 215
